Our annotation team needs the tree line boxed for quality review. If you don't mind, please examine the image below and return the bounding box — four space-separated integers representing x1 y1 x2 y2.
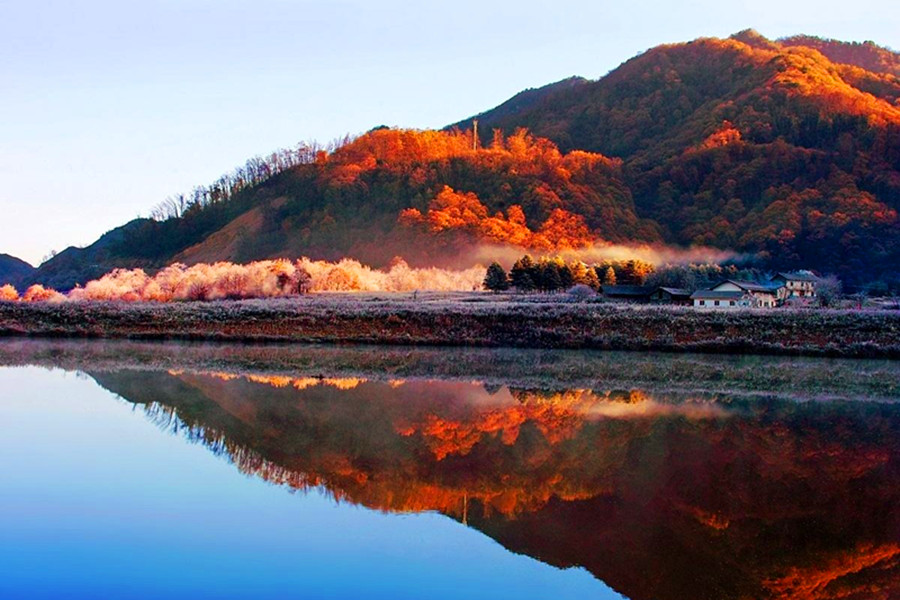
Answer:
483 256 656 293
149 136 355 221
483 255 772 293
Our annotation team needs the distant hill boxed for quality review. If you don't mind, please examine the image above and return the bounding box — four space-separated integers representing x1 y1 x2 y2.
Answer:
26 30 900 290
22 220 154 291
0 254 35 287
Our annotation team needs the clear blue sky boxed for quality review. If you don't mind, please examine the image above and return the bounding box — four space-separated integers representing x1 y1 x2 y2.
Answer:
1 0 897 266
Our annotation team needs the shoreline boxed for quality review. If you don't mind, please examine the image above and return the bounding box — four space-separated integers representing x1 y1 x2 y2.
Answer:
1 295 899 358
1 338 897 402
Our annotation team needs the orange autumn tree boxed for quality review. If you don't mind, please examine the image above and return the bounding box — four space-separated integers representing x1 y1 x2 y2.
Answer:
331 127 657 248
0 284 19 302
401 185 595 251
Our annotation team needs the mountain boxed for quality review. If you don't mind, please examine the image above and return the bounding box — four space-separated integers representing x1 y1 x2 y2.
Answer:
0 253 35 287
26 31 900 290
452 31 900 287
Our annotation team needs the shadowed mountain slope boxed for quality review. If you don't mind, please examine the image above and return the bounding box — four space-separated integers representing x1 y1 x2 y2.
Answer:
0 254 34 287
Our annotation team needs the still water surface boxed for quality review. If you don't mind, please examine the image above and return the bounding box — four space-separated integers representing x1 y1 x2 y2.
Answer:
1 340 899 600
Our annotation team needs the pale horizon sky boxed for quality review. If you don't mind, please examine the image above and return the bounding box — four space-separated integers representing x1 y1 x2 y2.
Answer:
2 0 898 266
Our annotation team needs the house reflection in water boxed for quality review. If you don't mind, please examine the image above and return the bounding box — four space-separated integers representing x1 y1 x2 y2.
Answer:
87 367 900 600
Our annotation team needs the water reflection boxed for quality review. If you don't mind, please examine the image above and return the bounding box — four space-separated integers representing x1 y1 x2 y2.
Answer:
3 340 900 600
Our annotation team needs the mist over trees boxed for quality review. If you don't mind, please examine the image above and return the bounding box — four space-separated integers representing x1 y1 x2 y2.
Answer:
0 258 486 303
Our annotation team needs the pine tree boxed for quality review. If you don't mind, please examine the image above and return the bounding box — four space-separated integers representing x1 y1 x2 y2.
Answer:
582 267 601 291
510 255 536 292
602 266 617 285
540 259 563 292
570 261 590 285
555 257 574 290
483 262 510 292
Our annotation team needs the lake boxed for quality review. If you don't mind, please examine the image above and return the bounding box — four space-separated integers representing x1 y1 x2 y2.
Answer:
1 339 899 599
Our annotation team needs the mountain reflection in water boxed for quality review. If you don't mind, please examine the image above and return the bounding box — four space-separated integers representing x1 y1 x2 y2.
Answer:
3 340 900 600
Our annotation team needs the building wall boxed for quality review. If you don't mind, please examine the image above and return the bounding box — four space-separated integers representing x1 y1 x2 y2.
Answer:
776 278 817 298
751 293 777 308
711 282 743 292
693 298 750 308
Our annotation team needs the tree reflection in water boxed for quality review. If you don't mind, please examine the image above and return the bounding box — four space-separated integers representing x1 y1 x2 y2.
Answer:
80 364 900 600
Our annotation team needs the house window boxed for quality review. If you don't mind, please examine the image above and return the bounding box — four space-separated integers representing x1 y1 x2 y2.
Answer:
699 300 705 306
729 301 735 306
714 300 720 306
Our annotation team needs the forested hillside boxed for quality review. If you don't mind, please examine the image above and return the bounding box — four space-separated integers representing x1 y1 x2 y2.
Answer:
0 254 34 287
20 31 900 291
23 129 653 290
457 31 900 287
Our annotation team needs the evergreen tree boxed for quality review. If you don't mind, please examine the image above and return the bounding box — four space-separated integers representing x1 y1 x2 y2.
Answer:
602 266 617 285
540 259 563 292
510 255 536 292
570 261 590 285
483 262 510 292
582 267 601 291
556 258 575 290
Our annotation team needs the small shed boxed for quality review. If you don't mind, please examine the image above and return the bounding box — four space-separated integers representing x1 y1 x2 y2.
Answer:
649 287 692 305
601 285 654 303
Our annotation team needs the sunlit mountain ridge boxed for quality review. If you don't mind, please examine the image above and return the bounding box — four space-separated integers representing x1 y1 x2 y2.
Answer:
9 31 899 290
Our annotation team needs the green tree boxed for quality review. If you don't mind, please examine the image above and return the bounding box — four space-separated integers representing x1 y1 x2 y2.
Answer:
483 262 510 292
539 259 563 292
510 255 536 292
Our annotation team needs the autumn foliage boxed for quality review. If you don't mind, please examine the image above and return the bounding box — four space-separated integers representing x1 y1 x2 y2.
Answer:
329 127 656 249
400 185 594 250
5 258 485 303
22 284 65 303
0 284 19 302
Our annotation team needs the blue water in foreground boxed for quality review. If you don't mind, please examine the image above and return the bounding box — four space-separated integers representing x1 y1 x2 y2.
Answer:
0 366 618 600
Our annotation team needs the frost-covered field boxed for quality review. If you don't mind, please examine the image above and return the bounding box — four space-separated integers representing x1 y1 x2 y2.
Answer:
1 292 899 358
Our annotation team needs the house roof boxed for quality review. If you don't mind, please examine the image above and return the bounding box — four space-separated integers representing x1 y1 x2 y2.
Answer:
691 290 749 300
601 285 653 297
712 279 781 293
772 272 819 282
657 287 691 297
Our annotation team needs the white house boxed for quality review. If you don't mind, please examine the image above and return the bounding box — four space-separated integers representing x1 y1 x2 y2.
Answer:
691 279 783 308
690 289 753 308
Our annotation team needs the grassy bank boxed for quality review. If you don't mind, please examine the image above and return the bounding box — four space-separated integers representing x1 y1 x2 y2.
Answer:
1 294 899 358
2 338 898 401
